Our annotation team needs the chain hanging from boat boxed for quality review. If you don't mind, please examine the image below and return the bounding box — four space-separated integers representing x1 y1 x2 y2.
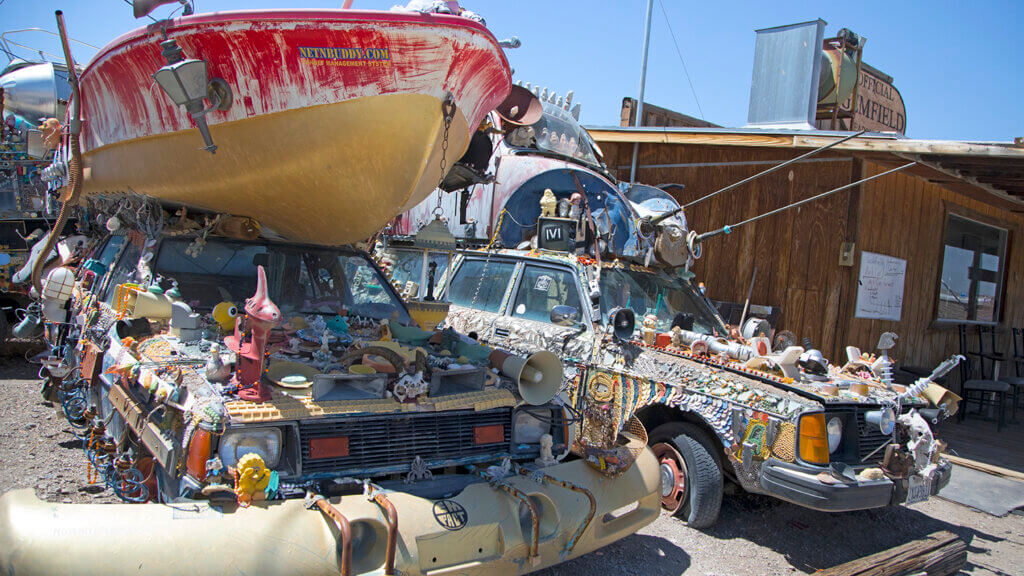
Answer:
432 93 456 218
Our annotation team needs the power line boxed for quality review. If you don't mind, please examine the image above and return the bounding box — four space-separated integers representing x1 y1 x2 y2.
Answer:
658 0 704 120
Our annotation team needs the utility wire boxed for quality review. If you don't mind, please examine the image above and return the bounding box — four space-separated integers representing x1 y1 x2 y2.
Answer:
658 0 704 120
696 162 917 242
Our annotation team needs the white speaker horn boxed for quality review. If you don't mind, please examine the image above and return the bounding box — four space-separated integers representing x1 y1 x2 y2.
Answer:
125 290 173 320
498 350 563 406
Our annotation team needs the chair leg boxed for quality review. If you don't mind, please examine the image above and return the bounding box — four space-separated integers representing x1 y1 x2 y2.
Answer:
998 392 1005 432
1013 387 1018 423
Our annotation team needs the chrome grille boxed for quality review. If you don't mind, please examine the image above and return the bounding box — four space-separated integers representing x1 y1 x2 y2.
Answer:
299 408 512 477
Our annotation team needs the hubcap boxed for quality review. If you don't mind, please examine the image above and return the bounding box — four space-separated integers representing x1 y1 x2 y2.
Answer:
652 442 687 513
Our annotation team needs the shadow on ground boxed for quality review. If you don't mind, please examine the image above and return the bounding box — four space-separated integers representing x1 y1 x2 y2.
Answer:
701 491 1012 574
534 534 691 576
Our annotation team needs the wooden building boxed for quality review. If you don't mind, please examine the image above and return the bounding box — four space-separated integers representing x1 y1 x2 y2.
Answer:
589 126 1024 386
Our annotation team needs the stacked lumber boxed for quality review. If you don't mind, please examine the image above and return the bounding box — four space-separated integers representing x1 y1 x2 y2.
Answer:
818 531 966 576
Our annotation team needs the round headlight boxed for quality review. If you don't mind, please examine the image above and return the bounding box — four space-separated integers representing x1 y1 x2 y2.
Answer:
512 408 552 445
826 417 843 453
218 427 283 468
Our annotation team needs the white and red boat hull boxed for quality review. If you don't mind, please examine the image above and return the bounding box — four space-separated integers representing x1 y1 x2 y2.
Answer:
77 9 511 244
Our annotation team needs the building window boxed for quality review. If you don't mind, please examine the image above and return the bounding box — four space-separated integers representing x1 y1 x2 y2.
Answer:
937 214 1008 324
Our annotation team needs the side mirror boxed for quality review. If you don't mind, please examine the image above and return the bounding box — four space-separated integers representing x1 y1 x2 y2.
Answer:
609 307 635 341
549 305 579 327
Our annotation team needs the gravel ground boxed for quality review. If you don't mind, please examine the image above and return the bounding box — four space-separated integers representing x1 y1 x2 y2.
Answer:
2 351 1021 574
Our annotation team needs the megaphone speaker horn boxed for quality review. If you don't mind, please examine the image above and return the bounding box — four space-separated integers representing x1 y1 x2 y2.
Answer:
610 307 635 341
499 350 563 406
125 290 173 320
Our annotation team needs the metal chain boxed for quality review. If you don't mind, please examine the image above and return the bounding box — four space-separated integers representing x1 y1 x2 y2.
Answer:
433 93 456 216
469 209 505 309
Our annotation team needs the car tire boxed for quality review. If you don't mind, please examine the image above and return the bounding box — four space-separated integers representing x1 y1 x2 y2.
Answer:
649 421 723 528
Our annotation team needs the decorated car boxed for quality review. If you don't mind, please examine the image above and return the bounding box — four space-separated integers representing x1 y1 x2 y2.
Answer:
0 4 661 574
384 84 960 527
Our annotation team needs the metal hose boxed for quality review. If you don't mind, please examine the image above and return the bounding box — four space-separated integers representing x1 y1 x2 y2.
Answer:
31 11 83 295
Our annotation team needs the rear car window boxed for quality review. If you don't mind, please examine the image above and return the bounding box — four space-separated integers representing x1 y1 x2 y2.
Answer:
448 259 515 313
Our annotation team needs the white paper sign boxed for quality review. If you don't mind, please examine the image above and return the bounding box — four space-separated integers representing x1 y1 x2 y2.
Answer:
855 251 906 321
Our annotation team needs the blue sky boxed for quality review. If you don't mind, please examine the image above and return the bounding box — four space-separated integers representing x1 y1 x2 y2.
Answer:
3 0 1021 141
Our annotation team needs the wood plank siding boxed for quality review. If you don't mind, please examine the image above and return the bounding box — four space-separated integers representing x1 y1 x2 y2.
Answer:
598 140 1024 390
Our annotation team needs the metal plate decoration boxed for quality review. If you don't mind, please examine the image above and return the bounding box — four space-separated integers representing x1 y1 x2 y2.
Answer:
432 499 468 530
905 474 931 506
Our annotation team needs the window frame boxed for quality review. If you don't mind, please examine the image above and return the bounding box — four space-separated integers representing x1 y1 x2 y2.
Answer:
934 212 1010 326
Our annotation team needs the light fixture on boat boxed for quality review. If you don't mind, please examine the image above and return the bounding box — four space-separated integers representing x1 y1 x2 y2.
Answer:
152 38 232 154
132 0 193 19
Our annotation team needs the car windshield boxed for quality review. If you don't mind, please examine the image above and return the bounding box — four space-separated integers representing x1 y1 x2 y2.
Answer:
153 238 411 324
599 266 726 335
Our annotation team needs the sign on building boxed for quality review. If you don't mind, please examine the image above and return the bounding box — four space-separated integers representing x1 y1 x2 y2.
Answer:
855 251 907 321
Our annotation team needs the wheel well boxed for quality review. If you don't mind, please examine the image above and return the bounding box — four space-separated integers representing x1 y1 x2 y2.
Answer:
636 402 737 482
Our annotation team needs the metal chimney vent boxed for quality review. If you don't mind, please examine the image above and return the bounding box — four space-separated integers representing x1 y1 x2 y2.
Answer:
745 19 826 130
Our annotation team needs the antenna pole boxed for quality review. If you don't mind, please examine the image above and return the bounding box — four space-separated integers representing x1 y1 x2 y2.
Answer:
650 129 867 225
628 0 654 184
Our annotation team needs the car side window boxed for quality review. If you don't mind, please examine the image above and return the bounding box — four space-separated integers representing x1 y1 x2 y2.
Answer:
102 240 143 305
448 259 515 313
511 265 582 324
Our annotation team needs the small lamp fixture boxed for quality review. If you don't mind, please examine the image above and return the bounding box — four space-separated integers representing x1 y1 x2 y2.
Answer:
404 217 457 330
152 38 232 153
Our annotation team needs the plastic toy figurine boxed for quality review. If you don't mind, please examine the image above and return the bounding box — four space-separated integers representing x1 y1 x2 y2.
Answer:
234 453 271 507
224 266 281 402
540 188 558 218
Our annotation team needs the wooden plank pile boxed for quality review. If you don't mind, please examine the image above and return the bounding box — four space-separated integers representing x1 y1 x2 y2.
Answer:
818 531 967 576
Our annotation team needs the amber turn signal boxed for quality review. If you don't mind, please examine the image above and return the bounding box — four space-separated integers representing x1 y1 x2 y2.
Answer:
185 427 212 480
798 413 830 465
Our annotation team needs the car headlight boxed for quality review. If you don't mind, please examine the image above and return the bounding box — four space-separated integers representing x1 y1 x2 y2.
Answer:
218 427 282 468
826 417 843 454
512 408 553 445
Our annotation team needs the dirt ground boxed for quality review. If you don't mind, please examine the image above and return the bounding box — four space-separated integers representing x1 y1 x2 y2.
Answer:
1 351 1021 575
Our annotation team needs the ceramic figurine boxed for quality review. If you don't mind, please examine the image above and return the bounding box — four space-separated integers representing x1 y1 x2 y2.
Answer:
318 330 331 355
204 343 231 383
670 326 684 348
312 329 333 367
425 261 437 301
535 434 557 467
205 456 224 482
309 315 327 334
642 314 657 346
540 188 558 218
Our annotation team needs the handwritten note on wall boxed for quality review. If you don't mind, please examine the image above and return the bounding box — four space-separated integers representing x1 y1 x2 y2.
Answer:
855 251 907 321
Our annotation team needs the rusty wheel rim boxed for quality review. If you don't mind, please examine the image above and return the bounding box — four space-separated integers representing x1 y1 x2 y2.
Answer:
652 442 687 513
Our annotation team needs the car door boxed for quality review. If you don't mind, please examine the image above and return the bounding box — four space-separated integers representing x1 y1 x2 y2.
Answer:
500 262 593 360
444 256 519 345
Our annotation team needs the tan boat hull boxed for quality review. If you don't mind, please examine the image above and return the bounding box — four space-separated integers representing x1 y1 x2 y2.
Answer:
82 93 468 245
0 451 661 575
